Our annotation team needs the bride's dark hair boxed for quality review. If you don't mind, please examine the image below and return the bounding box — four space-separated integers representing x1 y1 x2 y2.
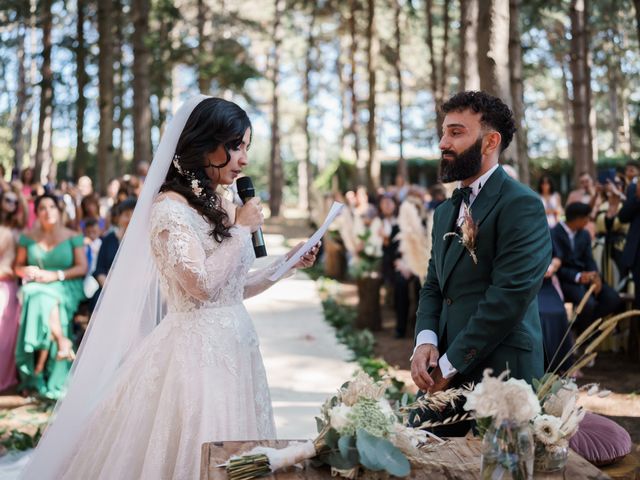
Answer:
160 97 252 242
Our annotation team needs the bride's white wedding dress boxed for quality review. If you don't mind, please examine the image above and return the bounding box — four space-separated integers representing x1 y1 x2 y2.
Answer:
58 196 280 479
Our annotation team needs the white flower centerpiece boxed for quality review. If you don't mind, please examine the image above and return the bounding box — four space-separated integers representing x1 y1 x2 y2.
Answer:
463 370 540 480
530 377 586 472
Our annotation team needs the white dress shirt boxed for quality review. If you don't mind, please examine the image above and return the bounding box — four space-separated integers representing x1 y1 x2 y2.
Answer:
413 164 500 379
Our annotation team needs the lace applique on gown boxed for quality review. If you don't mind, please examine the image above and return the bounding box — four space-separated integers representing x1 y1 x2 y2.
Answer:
59 197 280 480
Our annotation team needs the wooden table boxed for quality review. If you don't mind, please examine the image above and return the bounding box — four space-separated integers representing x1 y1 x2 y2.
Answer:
201 438 610 480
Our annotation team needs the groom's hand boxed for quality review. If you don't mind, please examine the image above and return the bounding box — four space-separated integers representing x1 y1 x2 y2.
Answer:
411 344 439 391
426 366 452 394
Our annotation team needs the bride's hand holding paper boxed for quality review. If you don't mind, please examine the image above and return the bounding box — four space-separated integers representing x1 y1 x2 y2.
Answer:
286 241 321 269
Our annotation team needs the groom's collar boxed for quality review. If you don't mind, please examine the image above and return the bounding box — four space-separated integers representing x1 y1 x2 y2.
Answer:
458 163 500 201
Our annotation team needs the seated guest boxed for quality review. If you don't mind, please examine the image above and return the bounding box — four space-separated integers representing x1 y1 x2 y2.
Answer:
93 198 137 293
551 202 623 333
619 168 640 310
538 255 573 374
14 194 87 399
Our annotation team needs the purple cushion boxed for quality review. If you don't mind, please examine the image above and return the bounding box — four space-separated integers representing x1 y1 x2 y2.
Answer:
569 412 632 466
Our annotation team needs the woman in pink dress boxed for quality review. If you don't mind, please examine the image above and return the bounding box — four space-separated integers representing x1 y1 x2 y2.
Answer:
0 223 20 391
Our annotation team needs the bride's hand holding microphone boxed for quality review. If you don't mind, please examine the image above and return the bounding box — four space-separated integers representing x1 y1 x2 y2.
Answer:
235 197 264 232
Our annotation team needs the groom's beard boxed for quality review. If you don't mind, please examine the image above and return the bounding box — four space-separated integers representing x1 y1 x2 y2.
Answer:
439 138 483 183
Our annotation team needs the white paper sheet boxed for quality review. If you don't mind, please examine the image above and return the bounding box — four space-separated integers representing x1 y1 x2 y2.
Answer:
268 201 345 281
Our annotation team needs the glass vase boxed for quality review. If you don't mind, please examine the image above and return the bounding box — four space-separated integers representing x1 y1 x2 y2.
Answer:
534 442 569 472
481 420 534 480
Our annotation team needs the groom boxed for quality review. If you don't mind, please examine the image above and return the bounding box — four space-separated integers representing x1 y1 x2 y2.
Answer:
411 91 551 408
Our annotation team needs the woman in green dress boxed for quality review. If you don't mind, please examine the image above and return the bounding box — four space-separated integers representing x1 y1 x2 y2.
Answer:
14 193 87 399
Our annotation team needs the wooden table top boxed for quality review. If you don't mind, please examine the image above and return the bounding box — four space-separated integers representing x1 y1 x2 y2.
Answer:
201 438 610 480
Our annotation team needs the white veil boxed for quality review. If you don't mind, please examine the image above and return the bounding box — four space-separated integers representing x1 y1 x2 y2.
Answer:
16 94 210 479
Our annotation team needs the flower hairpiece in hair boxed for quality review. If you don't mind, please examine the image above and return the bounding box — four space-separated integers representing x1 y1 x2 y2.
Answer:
172 154 184 175
191 179 204 197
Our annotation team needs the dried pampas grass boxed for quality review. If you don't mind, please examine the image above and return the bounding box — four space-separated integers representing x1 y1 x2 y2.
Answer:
397 202 431 282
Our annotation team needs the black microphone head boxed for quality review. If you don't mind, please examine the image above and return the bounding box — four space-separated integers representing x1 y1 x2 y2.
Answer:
236 176 255 201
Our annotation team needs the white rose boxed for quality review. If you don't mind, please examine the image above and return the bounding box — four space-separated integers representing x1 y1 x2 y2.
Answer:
329 405 352 432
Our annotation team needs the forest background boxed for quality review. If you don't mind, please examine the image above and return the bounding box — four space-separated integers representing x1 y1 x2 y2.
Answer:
0 0 639 215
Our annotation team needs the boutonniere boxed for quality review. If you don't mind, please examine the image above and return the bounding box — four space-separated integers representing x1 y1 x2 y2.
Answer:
443 203 478 264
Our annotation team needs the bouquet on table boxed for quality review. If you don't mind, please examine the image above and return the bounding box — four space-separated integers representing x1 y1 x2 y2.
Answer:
222 371 444 480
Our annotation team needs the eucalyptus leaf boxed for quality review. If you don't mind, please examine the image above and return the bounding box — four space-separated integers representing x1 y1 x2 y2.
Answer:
325 428 339 449
316 417 326 434
355 428 410 476
338 435 359 465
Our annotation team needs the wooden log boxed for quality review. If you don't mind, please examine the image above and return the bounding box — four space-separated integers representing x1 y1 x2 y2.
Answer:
355 276 382 331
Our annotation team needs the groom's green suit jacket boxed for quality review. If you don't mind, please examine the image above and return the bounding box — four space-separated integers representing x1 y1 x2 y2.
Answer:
416 166 552 384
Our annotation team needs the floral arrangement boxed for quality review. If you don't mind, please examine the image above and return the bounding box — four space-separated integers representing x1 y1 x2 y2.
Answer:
462 370 540 479
350 225 383 279
222 372 442 480
397 201 431 282
443 203 478 264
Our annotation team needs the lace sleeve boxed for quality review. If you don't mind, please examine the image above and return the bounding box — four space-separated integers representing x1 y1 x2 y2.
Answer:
243 256 296 299
150 199 250 302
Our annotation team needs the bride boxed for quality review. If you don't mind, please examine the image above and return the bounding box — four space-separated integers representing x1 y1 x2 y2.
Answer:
6 96 319 479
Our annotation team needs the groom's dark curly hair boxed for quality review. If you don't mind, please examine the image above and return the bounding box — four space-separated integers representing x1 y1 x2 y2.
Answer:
441 91 516 153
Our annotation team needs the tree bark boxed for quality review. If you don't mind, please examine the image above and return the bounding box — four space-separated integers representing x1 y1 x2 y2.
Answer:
508 0 529 184
301 5 316 215
477 0 515 162
426 0 442 137
336 33 348 155
113 0 125 177
393 0 406 182
269 0 284 217
348 0 362 181
460 0 480 91
569 0 594 180
366 0 379 189
74 0 89 178
197 0 209 92
132 0 153 167
634 0 640 53
13 21 28 171
97 0 114 195
34 0 54 184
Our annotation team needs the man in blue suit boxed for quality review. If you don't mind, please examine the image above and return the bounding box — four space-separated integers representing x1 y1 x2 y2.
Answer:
619 174 640 309
551 202 622 332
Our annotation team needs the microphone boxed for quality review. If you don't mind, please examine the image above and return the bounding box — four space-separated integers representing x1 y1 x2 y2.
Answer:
236 176 267 258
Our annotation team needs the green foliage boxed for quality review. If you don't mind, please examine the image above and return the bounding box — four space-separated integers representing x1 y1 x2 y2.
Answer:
312 157 357 194
355 428 410 477
320 297 411 403
0 427 43 451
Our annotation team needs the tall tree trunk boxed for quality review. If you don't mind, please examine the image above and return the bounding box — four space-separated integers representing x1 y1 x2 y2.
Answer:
460 0 480 91
584 0 597 165
132 0 153 167
113 0 125 177
608 65 619 153
75 0 89 178
508 0 529 184
301 6 316 215
197 0 209 92
97 0 114 195
633 0 640 50
348 0 362 182
34 0 54 184
336 34 348 155
366 0 379 189
569 0 594 180
12 22 28 171
477 0 515 162
560 58 573 158
426 0 442 137
426 0 450 138
269 0 284 217
393 0 406 181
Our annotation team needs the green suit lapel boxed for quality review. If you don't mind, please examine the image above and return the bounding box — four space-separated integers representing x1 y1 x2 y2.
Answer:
435 200 456 281
440 166 507 289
